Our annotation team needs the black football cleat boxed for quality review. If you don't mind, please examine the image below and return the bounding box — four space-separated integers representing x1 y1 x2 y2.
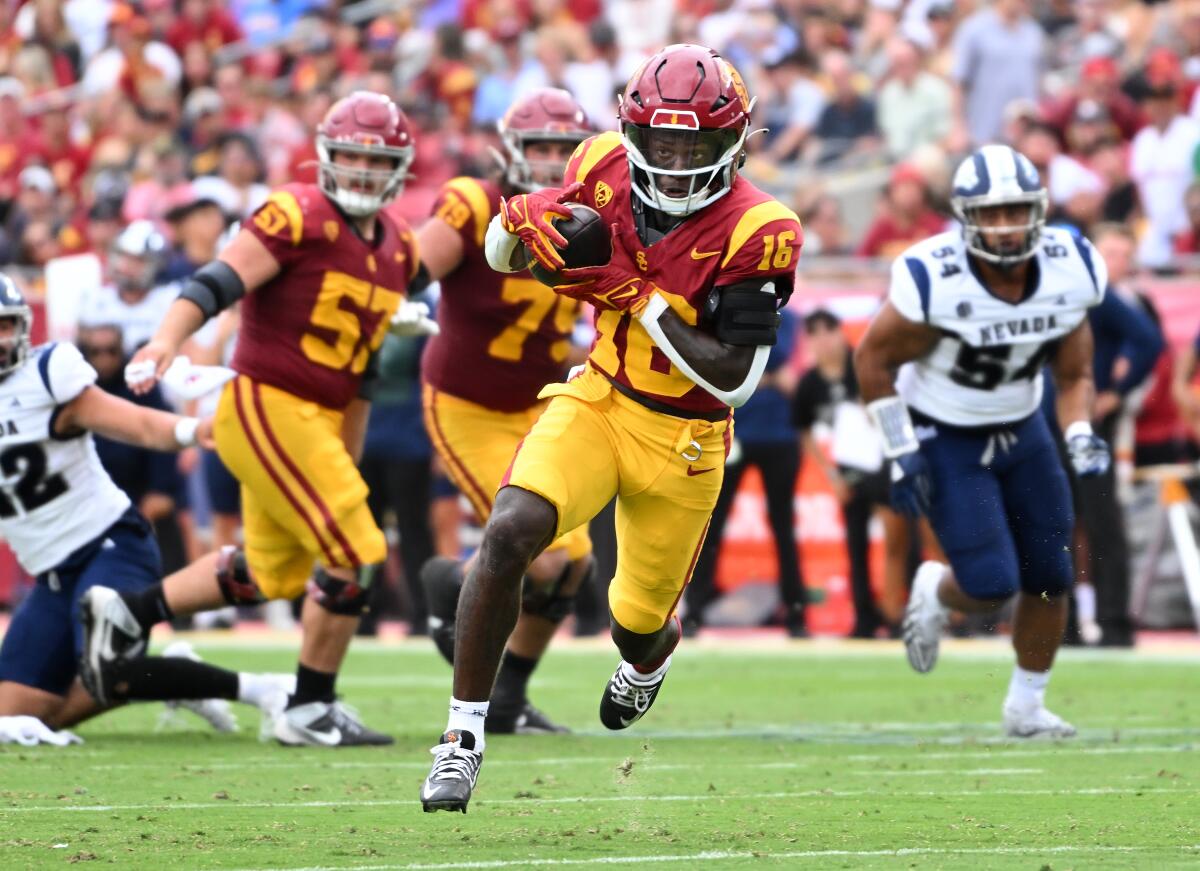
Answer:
420 557 464 665
274 700 394 747
421 730 483 813
599 656 672 730
78 586 149 705
487 700 570 735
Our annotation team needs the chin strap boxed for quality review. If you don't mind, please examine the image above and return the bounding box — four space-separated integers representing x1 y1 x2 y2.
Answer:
636 292 769 409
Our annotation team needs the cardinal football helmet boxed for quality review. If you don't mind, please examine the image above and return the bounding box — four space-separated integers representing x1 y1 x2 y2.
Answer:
316 91 415 217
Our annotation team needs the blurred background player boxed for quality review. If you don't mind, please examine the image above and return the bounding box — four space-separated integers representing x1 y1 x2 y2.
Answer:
855 144 1110 738
416 87 595 735
80 91 433 747
0 276 287 745
421 44 802 812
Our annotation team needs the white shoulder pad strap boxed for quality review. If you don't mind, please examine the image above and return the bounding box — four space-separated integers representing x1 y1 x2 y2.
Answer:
484 214 526 274
637 293 770 409
41 342 96 404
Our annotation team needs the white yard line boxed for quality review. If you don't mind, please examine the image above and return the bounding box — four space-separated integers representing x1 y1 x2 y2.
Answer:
232 844 1200 871
847 743 1199 761
6 785 1188 814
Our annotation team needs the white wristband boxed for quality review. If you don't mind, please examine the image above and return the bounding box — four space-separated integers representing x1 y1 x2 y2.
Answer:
1065 421 1093 441
866 397 920 458
174 416 200 448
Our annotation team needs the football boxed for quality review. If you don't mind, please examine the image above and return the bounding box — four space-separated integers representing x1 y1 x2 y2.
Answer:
529 202 611 287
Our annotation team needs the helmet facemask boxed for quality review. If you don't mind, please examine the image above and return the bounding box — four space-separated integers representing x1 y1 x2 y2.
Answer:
316 138 414 217
498 129 589 193
0 308 32 377
953 192 1048 268
622 123 746 217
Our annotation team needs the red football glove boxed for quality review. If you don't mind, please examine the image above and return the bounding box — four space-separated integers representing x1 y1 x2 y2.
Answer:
499 182 583 272
557 223 660 315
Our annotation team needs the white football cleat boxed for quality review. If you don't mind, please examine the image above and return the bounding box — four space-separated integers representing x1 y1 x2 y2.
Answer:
273 700 393 747
903 561 948 674
158 641 238 733
1003 702 1077 739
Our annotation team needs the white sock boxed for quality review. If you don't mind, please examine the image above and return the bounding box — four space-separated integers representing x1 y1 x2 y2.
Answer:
1007 665 1050 709
237 673 268 707
620 655 671 685
447 697 488 749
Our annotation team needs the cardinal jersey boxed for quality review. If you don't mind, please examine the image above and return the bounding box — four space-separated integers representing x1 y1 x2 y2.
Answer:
0 343 131 575
564 132 802 416
890 226 1107 427
422 177 578 412
236 183 418 411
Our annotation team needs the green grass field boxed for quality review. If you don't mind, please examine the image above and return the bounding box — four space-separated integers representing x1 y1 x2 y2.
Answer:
2 636 1199 870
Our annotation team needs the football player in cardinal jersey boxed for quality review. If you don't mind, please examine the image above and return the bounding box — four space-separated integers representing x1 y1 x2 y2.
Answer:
82 91 436 747
416 88 595 736
854 144 1109 738
421 45 802 812
0 277 290 745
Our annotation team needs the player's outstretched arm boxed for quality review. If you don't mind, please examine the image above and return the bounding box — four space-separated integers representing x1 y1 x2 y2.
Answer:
127 230 280 394
54 386 214 452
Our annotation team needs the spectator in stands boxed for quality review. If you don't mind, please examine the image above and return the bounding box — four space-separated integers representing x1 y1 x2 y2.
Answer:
564 19 621 130
792 309 896 639
192 132 267 220
1046 0 1123 78
1173 181 1200 256
1130 52 1200 269
856 163 946 259
161 192 226 282
165 0 242 57
1083 135 1140 225
761 50 826 163
82 6 182 100
30 96 90 200
877 37 952 161
799 193 850 257
952 0 1045 146
683 308 809 638
123 136 191 225
806 49 880 166
473 23 532 126
1043 56 1143 145
1019 121 1105 234
0 166 59 264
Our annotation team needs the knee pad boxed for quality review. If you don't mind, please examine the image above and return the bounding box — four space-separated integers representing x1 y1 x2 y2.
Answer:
216 546 265 605
521 560 585 623
307 564 379 616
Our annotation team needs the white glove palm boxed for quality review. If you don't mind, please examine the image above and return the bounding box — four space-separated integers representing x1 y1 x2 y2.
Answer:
389 300 439 337
0 715 83 746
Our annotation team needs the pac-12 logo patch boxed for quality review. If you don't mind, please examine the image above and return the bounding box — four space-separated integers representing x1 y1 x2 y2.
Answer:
324 220 340 242
594 181 613 209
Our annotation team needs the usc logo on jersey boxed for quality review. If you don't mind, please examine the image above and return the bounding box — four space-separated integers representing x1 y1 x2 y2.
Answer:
594 181 613 209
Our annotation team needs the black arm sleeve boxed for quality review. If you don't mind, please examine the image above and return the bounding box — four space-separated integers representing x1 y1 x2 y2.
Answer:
178 261 247 321
703 278 783 347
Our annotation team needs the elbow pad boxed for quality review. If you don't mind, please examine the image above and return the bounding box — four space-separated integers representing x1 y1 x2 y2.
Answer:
638 293 772 408
484 214 527 273
704 280 782 346
178 261 246 321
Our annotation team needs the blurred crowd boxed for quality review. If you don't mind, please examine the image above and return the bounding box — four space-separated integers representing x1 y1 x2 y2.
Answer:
1 0 1200 283
1 0 1200 639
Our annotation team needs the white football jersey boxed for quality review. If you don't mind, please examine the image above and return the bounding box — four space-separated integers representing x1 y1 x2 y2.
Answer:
0 343 131 575
889 226 1106 427
77 282 179 355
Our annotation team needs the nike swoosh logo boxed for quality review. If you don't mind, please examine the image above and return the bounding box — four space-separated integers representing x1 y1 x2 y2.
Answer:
421 780 440 801
690 248 721 260
619 715 638 727
301 726 342 746
686 466 716 476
